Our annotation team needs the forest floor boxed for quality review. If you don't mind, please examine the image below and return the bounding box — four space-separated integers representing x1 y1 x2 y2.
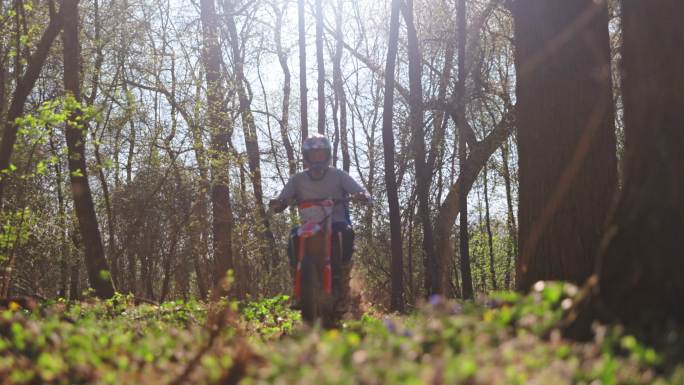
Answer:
0 282 683 385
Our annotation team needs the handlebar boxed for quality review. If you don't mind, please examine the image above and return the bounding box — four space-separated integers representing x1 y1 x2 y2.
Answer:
267 195 373 215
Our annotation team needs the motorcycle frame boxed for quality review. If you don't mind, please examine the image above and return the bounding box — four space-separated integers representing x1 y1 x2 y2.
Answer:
294 202 334 299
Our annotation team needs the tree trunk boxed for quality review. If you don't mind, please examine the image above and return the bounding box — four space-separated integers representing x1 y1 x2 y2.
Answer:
586 0 684 326
86 0 120 288
69 226 81 300
0 3 63 209
298 0 308 141
513 0 617 290
0 27 6 121
225 2 278 273
62 0 115 299
403 0 437 297
483 163 496 290
190 197 209 299
434 112 513 298
315 0 326 135
382 0 404 312
273 2 297 176
200 0 235 287
49 132 69 298
332 0 349 172
189 84 210 299
456 0 473 300
501 140 517 289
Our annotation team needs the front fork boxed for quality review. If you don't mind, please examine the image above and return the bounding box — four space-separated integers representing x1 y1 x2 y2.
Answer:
294 220 333 298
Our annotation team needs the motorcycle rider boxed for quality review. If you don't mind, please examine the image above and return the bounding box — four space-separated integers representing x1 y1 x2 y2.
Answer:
269 133 369 318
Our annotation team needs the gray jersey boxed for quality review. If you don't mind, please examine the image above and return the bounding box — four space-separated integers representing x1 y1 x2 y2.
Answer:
276 168 366 223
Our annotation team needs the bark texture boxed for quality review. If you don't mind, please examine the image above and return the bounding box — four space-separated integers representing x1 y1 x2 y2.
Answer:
591 0 684 324
513 0 617 290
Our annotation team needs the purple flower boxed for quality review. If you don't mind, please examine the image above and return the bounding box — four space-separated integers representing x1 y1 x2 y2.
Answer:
486 299 503 309
451 303 463 315
384 319 397 333
429 294 442 306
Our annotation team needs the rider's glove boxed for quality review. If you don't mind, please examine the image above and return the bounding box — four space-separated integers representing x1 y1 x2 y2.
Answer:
352 191 372 204
268 199 287 213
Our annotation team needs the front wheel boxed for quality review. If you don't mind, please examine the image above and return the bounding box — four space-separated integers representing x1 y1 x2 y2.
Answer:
300 255 320 325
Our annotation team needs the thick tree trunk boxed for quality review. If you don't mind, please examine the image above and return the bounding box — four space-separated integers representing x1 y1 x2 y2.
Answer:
403 0 437 297
298 0 308 141
588 0 684 325
513 0 617 290
200 0 235 288
62 0 115 299
382 0 404 312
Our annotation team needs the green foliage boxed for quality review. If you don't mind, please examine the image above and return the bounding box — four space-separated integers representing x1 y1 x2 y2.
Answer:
0 285 681 384
0 208 36 264
239 295 301 338
5 96 99 181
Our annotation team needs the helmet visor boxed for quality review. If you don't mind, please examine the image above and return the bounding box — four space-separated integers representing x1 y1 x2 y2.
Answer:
307 149 329 163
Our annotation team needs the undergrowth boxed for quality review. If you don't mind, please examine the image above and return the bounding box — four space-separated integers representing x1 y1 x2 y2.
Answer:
0 284 682 384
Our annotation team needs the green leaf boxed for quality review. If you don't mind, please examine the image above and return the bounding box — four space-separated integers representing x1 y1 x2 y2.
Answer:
99 270 111 281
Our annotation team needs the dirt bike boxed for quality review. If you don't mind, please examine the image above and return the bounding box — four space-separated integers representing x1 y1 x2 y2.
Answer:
270 196 368 327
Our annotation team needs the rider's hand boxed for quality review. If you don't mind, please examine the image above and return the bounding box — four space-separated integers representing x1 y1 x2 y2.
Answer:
268 199 286 213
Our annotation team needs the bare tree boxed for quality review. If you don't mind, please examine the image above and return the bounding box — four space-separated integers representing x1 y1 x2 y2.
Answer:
273 0 297 176
298 0 308 141
403 0 437 297
315 0 326 134
501 139 517 289
456 0 473 299
332 0 349 172
382 0 404 311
